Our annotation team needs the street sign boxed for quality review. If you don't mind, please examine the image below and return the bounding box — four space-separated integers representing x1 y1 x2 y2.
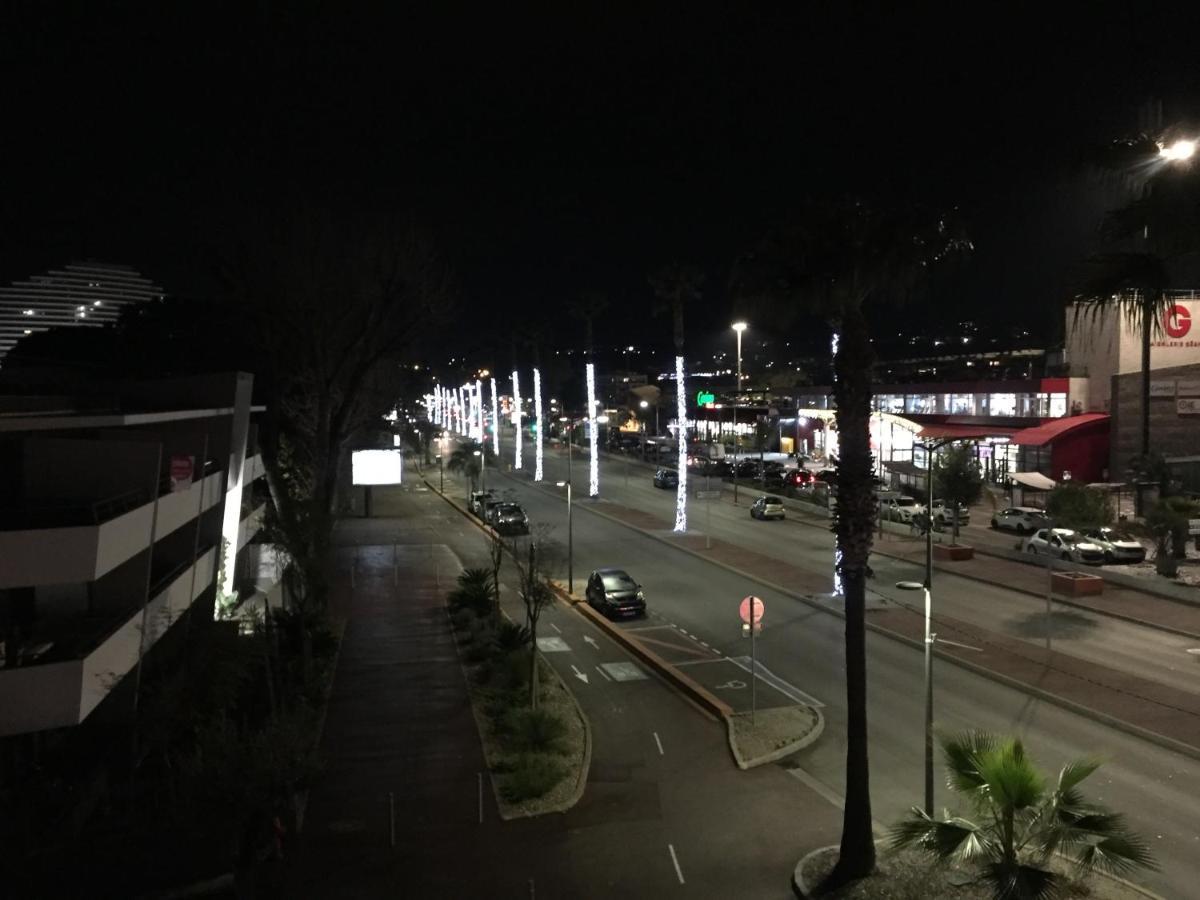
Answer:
739 596 765 625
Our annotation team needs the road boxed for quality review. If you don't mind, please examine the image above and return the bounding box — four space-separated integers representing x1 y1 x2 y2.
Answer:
449 441 1200 897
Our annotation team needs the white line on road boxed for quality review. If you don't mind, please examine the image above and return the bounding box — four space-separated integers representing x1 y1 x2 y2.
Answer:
673 658 726 667
570 664 590 684
550 622 562 634
668 844 685 884
583 634 600 649
654 732 664 755
728 656 825 707
594 665 613 681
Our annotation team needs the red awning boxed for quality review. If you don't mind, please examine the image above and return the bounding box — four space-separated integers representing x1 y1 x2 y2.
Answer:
1010 413 1109 446
917 424 1018 441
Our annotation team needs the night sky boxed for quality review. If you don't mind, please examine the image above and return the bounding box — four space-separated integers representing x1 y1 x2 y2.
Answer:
3 4 1199 361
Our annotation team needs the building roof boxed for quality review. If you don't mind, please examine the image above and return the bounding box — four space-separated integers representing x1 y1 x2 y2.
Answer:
1010 413 1109 446
917 423 1019 441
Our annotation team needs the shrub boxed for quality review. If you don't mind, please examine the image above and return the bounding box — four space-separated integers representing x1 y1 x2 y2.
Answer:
448 567 494 615
500 708 568 754
493 621 531 655
499 753 567 802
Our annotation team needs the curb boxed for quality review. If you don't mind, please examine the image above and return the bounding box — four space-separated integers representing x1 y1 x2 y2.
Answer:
506 471 1200 763
728 708 825 771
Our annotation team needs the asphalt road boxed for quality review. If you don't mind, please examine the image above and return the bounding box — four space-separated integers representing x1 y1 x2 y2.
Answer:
449 443 1200 897
514 445 1200 697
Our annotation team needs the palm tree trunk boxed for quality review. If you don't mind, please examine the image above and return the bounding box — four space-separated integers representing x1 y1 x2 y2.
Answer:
825 304 877 888
1141 295 1152 459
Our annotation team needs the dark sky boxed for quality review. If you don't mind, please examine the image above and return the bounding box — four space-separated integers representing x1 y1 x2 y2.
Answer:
3 3 1199 361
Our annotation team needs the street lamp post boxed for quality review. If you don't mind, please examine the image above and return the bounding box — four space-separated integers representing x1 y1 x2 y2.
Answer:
474 448 485 494
557 480 573 594
897 579 935 816
732 321 748 505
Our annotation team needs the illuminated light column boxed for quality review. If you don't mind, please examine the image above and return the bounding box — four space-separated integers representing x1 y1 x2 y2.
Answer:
831 330 841 593
673 355 688 532
586 362 599 497
475 379 484 443
512 370 523 469
533 368 544 481
490 377 500 456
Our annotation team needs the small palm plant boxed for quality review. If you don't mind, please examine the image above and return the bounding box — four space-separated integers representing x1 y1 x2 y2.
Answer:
891 731 1154 900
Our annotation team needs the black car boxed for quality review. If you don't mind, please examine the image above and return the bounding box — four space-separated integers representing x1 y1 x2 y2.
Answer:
585 568 646 618
492 503 529 534
653 467 679 488
733 459 759 478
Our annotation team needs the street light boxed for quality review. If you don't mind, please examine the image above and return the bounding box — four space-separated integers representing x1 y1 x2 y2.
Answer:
896 579 935 816
556 480 573 594
1159 138 1196 161
473 448 486 493
731 321 748 505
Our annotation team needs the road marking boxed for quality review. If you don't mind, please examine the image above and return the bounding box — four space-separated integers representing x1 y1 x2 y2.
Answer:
570 664 589 684
636 633 716 658
600 661 648 682
549 622 562 634
674 657 726 667
728 656 825 708
536 636 571 653
654 732 664 756
583 634 600 649
594 665 613 681
668 844 685 884
937 637 983 652
715 679 747 690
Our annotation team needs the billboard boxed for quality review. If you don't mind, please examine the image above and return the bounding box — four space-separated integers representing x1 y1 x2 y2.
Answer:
352 449 403 485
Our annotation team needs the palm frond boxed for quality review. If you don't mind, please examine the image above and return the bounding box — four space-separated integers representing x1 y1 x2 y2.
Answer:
982 861 1062 900
1075 833 1158 878
890 809 987 863
941 730 998 797
1055 759 1100 796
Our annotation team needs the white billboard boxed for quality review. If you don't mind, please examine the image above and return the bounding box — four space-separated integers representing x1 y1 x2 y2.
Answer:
352 449 403 485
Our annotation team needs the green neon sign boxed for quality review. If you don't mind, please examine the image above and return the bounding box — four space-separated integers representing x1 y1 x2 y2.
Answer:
696 391 715 405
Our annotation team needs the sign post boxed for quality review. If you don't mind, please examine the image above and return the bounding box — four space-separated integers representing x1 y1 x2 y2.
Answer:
739 596 765 723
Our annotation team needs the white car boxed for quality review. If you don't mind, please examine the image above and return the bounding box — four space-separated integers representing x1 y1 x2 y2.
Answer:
990 507 1048 535
1080 528 1147 564
1023 528 1105 565
881 496 923 523
930 500 970 528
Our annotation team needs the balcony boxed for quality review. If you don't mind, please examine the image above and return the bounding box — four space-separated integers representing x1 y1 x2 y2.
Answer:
0 470 224 589
0 546 217 736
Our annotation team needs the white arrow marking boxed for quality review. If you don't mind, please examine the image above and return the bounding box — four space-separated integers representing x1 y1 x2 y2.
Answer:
583 634 599 649
571 664 589 684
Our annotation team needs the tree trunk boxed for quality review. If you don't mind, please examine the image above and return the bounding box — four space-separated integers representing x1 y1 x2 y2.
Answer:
825 304 877 888
1140 295 1152 460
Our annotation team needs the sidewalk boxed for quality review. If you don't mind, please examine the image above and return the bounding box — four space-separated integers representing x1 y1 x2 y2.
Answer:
574 489 1200 756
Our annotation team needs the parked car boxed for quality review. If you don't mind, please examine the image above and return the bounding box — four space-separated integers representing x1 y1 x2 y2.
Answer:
469 490 496 517
785 468 815 488
815 468 838 485
585 567 646 618
1080 527 1147 563
881 496 923 523
482 498 504 524
653 467 679 489
492 503 529 535
990 507 1048 534
1024 528 1105 564
750 495 786 520
707 460 733 477
733 459 759 478
930 499 970 528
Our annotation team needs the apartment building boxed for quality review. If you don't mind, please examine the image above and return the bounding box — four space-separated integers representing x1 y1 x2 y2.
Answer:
0 372 280 737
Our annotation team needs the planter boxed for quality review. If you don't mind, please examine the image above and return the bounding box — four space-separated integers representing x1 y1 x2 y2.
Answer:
933 543 974 561
1051 571 1104 597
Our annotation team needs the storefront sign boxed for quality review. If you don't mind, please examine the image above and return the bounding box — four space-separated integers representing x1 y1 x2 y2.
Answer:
1176 379 1200 397
695 391 715 406
1150 380 1177 397
1177 398 1200 415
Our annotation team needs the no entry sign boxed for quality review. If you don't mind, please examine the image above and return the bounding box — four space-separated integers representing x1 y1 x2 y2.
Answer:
739 595 764 625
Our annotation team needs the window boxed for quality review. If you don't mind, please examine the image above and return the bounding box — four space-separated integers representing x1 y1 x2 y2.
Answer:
989 393 1017 416
1049 393 1067 417
950 394 975 415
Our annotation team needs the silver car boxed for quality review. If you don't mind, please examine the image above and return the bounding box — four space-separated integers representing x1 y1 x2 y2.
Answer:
750 495 786 520
1024 528 1105 565
491 502 529 534
1080 527 1147 564
882 496 923 523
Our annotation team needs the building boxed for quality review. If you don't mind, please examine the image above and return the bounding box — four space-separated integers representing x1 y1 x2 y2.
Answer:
0 262 164 364
1065 292 1200 486
0 372 279 738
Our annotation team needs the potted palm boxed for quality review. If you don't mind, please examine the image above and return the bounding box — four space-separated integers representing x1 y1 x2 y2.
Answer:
892 731 1154 899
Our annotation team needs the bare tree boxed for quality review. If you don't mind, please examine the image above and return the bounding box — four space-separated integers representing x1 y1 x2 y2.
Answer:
509 527 561 709
487 529 505 615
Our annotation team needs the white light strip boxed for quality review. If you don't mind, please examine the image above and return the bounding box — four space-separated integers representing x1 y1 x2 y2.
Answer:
512 370 522 469
491 378 500 456
586 362 599 497
533 367 544 482
674 355 687 532
475 379 484 442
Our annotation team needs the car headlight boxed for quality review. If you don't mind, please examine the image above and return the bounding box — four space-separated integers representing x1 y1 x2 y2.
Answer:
636 590 644 600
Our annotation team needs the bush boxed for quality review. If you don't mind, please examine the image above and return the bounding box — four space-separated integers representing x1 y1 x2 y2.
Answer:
500 708 568 754
499 753 568 802
448 567 494 616
493 621 531 655
451 609 477 633
1045 482 1113 530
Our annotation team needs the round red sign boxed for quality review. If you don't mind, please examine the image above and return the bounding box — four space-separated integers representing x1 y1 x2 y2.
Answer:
1164 303 1192 339
739 596 765 625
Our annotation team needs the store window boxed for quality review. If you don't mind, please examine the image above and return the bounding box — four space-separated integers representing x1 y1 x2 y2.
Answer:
950 394 975 415
1049 393 1067 418
905 394 936 414
989 393 1017 416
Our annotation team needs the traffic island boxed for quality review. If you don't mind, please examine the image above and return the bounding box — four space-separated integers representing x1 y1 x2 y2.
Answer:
728 706 823 770
792 845 1158 899
1052 570 1104 597
932 543 974 561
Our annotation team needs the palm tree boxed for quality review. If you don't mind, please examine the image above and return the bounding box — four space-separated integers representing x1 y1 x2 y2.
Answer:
1077 130 1200 481
649 263 704 532
446 441 485 490
569 291 609 357
892 731 1155 900
732 199 969 888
